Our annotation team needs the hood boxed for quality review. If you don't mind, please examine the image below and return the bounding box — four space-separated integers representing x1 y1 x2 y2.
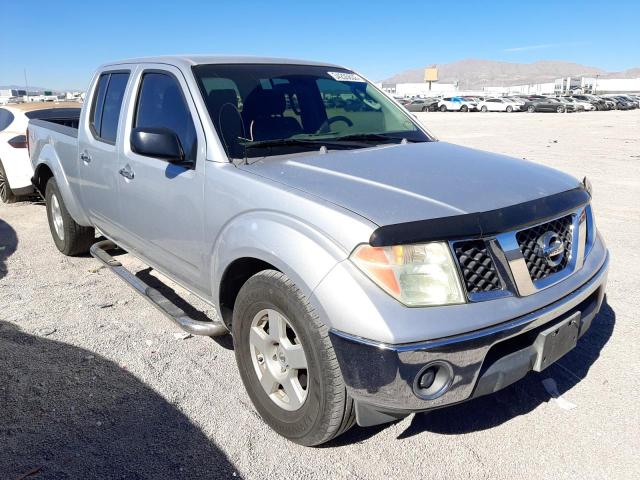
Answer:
239 141 580 226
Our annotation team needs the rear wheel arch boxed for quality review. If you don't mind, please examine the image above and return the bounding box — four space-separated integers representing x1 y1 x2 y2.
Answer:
33 163 54 197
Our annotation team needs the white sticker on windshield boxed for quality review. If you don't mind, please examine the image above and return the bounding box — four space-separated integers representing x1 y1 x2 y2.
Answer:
327 71 366 83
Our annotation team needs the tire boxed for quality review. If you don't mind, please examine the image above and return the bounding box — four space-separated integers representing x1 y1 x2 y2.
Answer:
506 106 513 113
460 105 468 112
45 177 95 256
439 104 447 112
421 106 427 112
480 105 488 112
557 106 564 113
527 105 536 113
0 159 16 204
233 270 355 446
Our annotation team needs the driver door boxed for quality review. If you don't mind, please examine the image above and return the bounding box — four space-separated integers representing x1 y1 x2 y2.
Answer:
117 65 209 293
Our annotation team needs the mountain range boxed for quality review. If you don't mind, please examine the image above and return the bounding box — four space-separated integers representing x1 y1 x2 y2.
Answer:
382 59 640 88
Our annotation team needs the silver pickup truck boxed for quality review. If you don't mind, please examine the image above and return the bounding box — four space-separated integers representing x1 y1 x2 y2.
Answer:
28 56 609 446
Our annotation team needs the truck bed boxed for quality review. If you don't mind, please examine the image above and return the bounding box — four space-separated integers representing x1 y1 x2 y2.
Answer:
28 108 81 137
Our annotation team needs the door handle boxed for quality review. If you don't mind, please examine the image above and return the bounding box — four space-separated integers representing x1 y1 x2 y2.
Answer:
80 152 91 163
119 165 135 180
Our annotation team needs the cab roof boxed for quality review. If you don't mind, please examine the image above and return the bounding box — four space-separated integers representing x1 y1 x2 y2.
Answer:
100 55 343 70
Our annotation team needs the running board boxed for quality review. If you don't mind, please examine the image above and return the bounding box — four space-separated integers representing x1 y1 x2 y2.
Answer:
90 240 228 337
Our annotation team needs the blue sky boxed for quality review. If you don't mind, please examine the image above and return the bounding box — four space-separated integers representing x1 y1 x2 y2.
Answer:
1 0 639 90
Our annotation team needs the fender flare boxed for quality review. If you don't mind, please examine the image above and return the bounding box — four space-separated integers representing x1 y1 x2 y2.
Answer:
210 210 349 312
33 144 91 226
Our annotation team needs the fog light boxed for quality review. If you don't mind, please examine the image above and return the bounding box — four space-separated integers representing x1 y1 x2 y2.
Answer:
418 367 436 389
413 361 454 400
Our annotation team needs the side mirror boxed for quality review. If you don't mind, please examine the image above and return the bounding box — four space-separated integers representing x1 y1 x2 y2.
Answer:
130 127 185 163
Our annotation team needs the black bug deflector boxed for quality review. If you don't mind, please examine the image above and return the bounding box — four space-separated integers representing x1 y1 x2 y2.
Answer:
90 240 228 337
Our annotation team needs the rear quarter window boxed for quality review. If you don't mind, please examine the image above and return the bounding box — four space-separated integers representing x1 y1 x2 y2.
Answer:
0 108 15 131
90 71 130 143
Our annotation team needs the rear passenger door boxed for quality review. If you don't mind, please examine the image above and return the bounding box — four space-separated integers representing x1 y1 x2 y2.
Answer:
118 66 207 291
78 69 131 237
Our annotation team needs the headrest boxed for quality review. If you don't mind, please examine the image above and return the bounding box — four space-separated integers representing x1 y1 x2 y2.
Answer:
243 88 286 119
207 89 238 111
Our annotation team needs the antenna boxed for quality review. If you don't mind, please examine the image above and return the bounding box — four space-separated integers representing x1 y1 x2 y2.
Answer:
24 68 29 98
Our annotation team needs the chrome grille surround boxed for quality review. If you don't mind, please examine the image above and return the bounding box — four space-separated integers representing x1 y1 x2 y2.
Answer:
450 204 592 301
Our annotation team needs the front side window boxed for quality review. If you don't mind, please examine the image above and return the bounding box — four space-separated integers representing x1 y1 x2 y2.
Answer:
193 64 431 160
0 108 15 131
90 72 130 143
134 72 198 162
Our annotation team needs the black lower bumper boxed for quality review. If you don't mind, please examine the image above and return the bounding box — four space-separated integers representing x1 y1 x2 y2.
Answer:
329 257 608 427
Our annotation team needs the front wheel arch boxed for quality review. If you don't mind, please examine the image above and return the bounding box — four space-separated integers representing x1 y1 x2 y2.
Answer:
218 257 280 327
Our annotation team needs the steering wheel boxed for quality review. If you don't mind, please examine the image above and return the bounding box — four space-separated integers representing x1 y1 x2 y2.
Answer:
315 115 354 134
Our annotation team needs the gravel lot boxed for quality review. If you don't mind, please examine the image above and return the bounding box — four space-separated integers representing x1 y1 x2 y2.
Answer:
1 110 639 479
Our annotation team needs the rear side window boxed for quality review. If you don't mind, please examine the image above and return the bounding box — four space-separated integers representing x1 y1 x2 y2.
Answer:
0 108 15 131
134 72 197 162
90 72 130 143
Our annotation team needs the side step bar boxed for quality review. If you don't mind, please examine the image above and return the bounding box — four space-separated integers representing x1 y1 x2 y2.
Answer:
90 240 228 337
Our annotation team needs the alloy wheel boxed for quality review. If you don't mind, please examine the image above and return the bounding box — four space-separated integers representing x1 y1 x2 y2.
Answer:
249 308 308 411
50 193 65 241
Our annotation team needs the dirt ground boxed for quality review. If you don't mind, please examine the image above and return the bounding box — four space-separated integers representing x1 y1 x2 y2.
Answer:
1 110 639 479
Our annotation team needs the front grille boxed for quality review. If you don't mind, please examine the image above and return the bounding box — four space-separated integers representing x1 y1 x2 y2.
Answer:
454 240 502 293
516 215 573 281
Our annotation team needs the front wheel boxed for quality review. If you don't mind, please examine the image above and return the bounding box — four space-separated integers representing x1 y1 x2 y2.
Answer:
557 106 564 113
45 177 95 256
480 105 488 112
233 270 354 446
506 105 513 113
0 159 16 204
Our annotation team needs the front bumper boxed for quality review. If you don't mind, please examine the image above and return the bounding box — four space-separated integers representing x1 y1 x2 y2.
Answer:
329 252 609 427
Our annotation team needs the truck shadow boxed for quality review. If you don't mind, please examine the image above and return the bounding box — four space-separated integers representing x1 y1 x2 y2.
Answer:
0 320 240 479
0 217 18 280
331 300 615 444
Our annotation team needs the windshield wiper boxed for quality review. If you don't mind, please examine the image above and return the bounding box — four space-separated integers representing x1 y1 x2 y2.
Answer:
240 138 361 150
327 133 424 144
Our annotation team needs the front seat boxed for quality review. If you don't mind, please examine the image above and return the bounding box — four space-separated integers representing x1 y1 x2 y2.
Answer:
242 89 303 141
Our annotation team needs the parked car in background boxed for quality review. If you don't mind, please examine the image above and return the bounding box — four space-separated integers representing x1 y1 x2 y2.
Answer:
438 96 477 112
0 102 81 203
524 97 566 113
572 94 607 111
405 98 439 112
504 97 526 109
555 97 581 112
566 97 594 111
478 97 519 112
27 55 609 446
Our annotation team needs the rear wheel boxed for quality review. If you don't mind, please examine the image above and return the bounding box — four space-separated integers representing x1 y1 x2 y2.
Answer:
0 159 16 204
45 177 95 256
421 106 428 112
233 270 355 446
460 105 468 112
527 105 536 113
439 104 447 112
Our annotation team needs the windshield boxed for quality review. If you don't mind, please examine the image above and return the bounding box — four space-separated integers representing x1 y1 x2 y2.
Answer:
193 64 431 159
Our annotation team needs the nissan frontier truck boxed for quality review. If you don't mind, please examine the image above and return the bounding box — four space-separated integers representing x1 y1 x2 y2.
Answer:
27 56 609 445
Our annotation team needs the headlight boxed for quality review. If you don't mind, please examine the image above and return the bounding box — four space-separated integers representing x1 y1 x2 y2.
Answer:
350 242 465 307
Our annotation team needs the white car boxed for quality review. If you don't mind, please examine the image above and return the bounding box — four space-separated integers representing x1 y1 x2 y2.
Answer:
438 96 477 112
478 98 520 112
565 97 595 111
0 102 81 202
